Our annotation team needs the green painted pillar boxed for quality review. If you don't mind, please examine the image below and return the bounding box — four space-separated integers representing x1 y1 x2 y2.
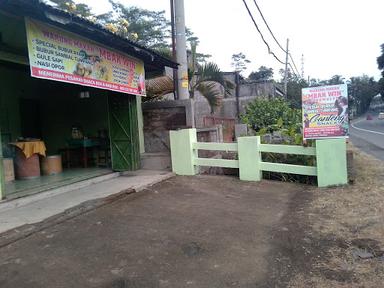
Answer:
238 136 262 181
0 130 4 200
136 96 145 154
170 128 197 175
316 138 348 187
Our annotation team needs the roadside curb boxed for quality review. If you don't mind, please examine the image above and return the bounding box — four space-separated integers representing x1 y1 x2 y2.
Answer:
0 172 175 248
0 172 121 212
0 189 135 249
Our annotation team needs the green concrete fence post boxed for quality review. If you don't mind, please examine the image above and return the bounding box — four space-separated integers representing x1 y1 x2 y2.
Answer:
238 136 262 181
316 138 348 187
170 128 197 176
136 96 145 154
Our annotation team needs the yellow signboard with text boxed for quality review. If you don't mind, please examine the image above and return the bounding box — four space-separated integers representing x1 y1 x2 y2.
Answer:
25 18 146 96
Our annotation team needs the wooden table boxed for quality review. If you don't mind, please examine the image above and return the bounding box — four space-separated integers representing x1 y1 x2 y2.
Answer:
63 139 100 168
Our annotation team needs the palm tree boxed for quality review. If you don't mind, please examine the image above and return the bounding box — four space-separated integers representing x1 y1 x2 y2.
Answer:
145 42 234 113
145 75 174 100
188 41 234 113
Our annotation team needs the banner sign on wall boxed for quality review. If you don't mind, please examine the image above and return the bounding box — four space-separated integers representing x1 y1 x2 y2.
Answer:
25 18 146 96
302 84 348 139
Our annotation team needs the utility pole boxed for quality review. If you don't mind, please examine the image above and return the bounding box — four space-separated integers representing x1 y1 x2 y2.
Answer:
169 0 178 99
174 0 189 100
301 54 305 79
283 38 289 98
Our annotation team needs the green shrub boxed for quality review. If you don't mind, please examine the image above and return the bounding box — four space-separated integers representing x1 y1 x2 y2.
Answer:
241 97 301 134
241 97 316 184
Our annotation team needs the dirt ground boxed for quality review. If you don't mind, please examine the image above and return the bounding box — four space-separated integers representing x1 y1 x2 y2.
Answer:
0 145 383 287
0 175 304 288
279 144 384 288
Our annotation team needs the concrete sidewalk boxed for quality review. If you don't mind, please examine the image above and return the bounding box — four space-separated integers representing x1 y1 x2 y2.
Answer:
0 170 174 234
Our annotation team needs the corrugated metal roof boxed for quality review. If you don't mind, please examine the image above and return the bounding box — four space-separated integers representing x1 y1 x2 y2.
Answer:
0 0 178 71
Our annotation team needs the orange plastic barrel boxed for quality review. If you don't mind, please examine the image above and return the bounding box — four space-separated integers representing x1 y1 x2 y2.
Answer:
41 155 63 176
14 149 41 179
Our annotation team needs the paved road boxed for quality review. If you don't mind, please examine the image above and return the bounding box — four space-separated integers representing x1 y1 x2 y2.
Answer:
350 113 384 161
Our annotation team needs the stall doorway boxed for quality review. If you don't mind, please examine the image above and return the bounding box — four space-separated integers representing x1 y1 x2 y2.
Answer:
20 99 42 139
0 65 116 199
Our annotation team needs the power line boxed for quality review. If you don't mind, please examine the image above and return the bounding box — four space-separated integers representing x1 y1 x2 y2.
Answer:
251 0 302 79
252 0 286 53
289 53 300 76
288 63 299 78
242 0 303 82
241 0 285 65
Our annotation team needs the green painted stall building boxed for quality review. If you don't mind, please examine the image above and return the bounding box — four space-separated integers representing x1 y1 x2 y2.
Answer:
0 0 177 200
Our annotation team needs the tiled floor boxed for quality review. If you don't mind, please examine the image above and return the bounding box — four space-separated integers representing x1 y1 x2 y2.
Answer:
5 168 112 199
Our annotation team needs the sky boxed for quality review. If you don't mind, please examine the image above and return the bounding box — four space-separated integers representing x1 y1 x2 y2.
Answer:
74 0 384 81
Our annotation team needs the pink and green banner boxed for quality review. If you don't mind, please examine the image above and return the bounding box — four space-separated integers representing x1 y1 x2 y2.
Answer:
25 18 146 96
302 84 349 139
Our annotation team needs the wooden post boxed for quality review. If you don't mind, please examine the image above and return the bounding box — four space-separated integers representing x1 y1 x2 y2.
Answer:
170 128 197 175
238 136 262 181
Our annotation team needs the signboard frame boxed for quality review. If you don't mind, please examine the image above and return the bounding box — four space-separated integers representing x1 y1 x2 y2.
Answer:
25 18 146 96
302 84 349 140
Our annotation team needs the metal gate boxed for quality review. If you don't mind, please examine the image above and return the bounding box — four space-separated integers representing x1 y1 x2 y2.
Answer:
203 116 235 142
108 93 140 171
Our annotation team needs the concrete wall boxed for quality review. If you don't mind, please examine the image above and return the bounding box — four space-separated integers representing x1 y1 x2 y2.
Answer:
238 81 276 98
194 77 279 128
142 99 194 153
141 73 281 152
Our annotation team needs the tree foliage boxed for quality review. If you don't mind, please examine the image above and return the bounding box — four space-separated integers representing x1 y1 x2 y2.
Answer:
231 52 251 74
241 97 315 184
377 43 384 100
248 66 273 81
286 78 308 109
241 98 301 133
145 76 173 101
377 43 384 73
241 98 315 184
47 0 169 48
379 78 384 101
191 63 234 114
348 75 379 114
96 0 170 49
277 68 307 108
48 0 93 17
307 75 345 87
48 0 212 63
309 74 377 115
189 41 234 113
275 69 378 115
186 30 211 64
